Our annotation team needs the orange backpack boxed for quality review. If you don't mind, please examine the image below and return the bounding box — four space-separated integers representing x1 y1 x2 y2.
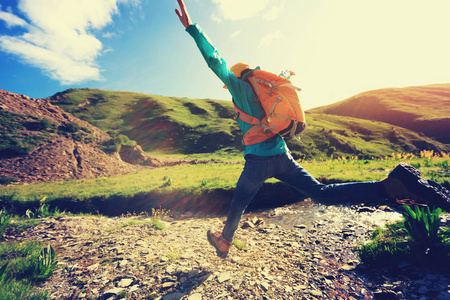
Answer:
233 69 307 145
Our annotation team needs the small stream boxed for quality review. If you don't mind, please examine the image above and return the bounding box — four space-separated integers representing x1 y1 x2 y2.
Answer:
249 199 404 233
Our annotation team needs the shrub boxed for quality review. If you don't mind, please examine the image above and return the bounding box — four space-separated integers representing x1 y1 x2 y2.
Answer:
100 140 121 154
161 177 172 187
80 126 91 133
100 134 137 154
23 118 54 131
0 175 18 185
116 134 136 147
0 209 11 235
0 136 33 158
40 118 53 130
59 122 81 133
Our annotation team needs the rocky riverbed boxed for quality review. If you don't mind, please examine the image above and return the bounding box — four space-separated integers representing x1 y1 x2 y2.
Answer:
7 201 450 300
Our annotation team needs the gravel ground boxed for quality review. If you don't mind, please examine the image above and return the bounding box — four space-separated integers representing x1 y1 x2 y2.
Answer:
5 202 450 300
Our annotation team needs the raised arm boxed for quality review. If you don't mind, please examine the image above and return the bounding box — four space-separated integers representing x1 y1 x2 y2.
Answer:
175 0 192 28
174 0 250 100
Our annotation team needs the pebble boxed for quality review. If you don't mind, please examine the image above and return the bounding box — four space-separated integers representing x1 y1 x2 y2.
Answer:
188 293 202 300
103 287 125 296
118 278 134 288
260 281 270 291
217 273 231 284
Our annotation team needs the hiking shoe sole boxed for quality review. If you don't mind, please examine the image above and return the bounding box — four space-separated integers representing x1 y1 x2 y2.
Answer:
389 162 450 212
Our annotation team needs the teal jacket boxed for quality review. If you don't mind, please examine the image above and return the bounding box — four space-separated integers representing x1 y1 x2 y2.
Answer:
186 23 288 157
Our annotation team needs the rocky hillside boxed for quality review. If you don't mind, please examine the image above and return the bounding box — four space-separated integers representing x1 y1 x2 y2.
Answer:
0 89 161 183
309 84 450 143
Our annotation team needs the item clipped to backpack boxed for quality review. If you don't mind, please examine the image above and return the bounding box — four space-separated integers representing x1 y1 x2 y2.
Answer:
233 68 307 145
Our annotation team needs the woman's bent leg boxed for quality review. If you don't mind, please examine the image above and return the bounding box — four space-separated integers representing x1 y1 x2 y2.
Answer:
275 153 386 203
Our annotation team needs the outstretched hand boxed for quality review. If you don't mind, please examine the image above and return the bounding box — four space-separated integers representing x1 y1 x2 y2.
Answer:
175 0 192 28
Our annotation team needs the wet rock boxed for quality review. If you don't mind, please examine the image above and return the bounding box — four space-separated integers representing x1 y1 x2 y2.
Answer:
162 292 185 300
357 206 376 213
373 290 397 299
417 285 428 295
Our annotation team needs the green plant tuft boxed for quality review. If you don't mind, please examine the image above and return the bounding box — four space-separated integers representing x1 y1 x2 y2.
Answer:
402 205 443 248
152 219 164 230
0 209 11 235
232 240 246 250
0 241 55 299
32 244 57 281
357 207 450 269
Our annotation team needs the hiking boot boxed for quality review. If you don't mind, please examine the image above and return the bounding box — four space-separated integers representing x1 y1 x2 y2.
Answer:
207 230 231 258
381 177 426 206
382 162 450 211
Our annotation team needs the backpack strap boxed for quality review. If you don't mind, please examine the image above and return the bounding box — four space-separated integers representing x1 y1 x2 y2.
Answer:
280 82 302 91
232 100 274 132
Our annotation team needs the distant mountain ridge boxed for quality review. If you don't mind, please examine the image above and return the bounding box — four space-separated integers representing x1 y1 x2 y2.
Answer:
47 87 449 160
308 83 450 143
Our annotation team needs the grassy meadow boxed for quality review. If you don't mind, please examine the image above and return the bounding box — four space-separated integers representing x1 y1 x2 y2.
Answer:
1 150 448 216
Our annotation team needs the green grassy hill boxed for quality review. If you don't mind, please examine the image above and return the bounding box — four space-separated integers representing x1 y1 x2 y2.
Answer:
48 88 450 160
308 84 450 143
288 112 449 160
48 88 242 155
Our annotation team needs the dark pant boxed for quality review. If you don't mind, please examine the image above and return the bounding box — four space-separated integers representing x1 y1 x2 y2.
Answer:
221 152 385 241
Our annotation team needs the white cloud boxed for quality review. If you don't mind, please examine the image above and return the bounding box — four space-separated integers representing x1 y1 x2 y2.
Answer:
210 14 222 23
262 2 284 21
0 8 28 28
0 0 139 85
212 0 270 21
102 32 116 38
258 31 283 48
230 30 242 38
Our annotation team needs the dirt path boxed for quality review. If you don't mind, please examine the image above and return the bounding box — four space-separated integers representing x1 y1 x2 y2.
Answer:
7 203 450 300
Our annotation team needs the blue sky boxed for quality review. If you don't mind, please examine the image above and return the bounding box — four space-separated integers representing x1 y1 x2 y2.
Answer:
1 0 450 110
